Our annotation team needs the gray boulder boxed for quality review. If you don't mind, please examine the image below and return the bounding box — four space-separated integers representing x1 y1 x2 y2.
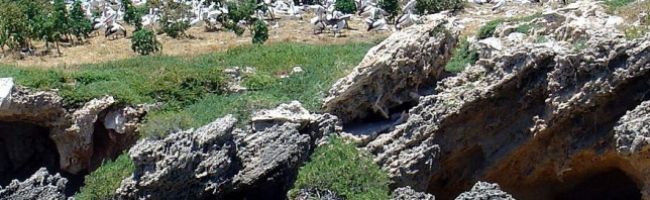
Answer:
391 187 435 200
0 168 68 200
455 182 514 200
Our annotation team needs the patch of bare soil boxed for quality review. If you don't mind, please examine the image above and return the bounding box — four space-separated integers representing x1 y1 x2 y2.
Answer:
1 15 389 68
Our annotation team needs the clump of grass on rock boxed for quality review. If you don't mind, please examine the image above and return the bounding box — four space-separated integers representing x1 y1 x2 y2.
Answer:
75 154 134 200
289 136 391 200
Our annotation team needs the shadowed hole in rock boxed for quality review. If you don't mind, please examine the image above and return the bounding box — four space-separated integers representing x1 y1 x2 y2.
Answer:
0 121 84 196
343 101 418 136
554 169 641 200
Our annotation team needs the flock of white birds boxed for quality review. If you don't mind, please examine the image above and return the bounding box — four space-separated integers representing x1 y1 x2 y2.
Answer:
70 0 424 39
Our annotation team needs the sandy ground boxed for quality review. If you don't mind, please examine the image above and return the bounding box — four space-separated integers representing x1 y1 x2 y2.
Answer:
0 14 389 68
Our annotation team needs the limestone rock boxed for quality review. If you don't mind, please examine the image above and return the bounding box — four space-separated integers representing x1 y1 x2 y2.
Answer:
344 2 650 199
455 182 515 200
117 105 335 199
615 101 650 156
0 78 13 108
251 101 315 131
0 168 68 200
0 87 146 175
323 14 460 123
116 116 239 200
391 187 435 200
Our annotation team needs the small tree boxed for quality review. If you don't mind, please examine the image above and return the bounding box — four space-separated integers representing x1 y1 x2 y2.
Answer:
0 1 30 52
415 0 464 15
251 19 268 45
160 1 190 38
52 0 69 55
70 0 93 43
224 0 256 36
131 28 161 55
378 0 400 22
335 0 356 14
123 0 139 25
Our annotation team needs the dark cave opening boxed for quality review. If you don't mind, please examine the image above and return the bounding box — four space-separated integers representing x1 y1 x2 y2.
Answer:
554 169 641 200
0 121 84 196
0 121 59 186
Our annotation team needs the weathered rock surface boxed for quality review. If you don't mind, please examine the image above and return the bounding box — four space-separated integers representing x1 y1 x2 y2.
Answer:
323 14 460 124
615 101 650 156
391 186 436 200
0 168 68 200
455 182 514 200
116 102 340 199
252 100 315 131
320 1 650 199
0 86 146 178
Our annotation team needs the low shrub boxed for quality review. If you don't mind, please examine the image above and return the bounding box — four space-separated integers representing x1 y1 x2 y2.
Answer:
445 37 478 73
75 153 134 200
335 0 357 14
415 0 464 15
288 136 391 200
251 19 269 45
131 28 161 55
476 19 504 39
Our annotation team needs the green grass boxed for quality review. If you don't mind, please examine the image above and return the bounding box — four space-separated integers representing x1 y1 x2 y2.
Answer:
0 56 226 109
288 136 391 200
140 42 373 136
477 19 505 39
605 0 635 8
476 12 542 39
514 23 534 34
75 154 134 200
1 42 376 197
0 42 374 137
445 38 479 73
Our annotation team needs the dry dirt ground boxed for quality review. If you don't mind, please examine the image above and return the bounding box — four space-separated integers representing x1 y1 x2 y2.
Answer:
0 14 390 68
0 2 588 69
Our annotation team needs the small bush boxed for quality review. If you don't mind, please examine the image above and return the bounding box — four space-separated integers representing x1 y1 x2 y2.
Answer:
289 136 391 200
131 28 161 55
476 19 504 39
160 1 191 38
335 0 357 14
225 0 256 36
161 20 190 38
252 19 269 45
445 38 478 73
139 111 194 138
415 0 464 15
379 0 400 21
514 23 534 34
75 153 134 200
624 26 648 40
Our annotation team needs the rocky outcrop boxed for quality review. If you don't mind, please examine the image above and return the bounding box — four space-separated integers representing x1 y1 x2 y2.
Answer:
323 14 460 124
0 84 146 177
319 1 650 199
455 182 514 200
116 102 340 199
391 187 435 200
0 168 69 200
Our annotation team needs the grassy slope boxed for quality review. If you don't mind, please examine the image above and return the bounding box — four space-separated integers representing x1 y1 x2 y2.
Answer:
0 42 376 199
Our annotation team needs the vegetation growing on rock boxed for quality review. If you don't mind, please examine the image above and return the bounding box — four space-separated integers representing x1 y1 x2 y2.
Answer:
289 136 390 200
445 37 478 73
75 154 134 200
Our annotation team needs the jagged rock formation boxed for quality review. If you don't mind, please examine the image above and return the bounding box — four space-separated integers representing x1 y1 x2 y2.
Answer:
0 83 146 184
391 186 435 200
116 102 341 200
455 182 514 200
0 168 69 200
320 1 650 199
323 14 460 124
